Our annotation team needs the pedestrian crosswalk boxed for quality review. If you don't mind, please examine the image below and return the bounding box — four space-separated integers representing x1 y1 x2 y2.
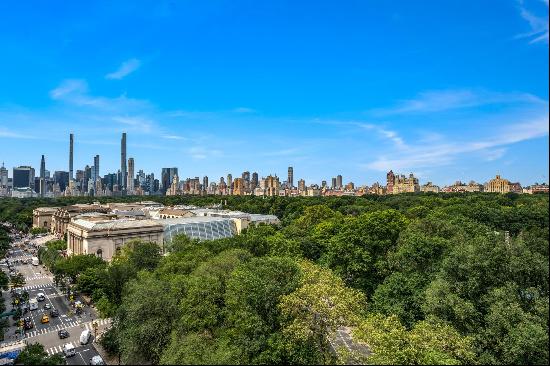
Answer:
24 318 112 339
19 283 53 291
25 275 53 281
46 341 76 356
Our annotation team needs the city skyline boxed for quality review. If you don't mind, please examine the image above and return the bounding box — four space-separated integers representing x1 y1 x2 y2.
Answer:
1 132 548 192
0 0 548 185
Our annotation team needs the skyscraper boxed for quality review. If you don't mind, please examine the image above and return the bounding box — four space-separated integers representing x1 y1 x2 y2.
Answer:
13 166 35 189
0 163 8 188
242 171 250 189
161 168 178 193
121 133 127 192
331 177 337 189
251 172 259 189
128 158 135 193
94 155 100 183
69 133 74 181
227 174 233 190
40 155 46 197
203 176 209 192
336 175 343 189
288 167 294 188
54 171 69 192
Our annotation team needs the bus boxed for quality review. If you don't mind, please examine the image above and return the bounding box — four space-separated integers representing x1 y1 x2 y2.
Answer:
31 257 39 266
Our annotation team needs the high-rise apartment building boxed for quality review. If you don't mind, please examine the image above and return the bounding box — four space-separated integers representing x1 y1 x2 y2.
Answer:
13 166 35 189
251 172 259 189
242 171 250 189
0 163 8 188
227 174 233 191
298 179 306 192
128 158 135 193
386 171 420 194
69 133 74 181
120 133 127 192
233 178 245 195
265 175 280 196
94 155 100 183
84 165 92 192
288 167 294 188
386 170 395 194
39 155 46 197
161 168 178 193
53 171 69 192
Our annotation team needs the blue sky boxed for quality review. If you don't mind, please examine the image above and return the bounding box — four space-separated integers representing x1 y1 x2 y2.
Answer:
0 0 548 186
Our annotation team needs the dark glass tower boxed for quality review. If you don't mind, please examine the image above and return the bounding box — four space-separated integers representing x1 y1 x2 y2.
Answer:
121 133 127 192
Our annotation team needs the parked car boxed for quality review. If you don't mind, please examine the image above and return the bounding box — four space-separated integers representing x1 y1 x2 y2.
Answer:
58 329 70 339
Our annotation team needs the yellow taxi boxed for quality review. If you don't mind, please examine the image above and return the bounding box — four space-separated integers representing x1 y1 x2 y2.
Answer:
41 314 49 324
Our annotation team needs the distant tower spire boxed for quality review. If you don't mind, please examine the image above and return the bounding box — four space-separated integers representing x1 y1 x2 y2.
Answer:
121 133 127 193
40 155 46 197
69 133 74 180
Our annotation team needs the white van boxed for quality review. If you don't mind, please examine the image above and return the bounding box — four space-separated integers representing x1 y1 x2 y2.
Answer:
29 299 38 311
63 343 76 357
80 329 91 345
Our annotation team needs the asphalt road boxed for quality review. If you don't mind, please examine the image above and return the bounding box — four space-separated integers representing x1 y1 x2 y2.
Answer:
1 233 110 365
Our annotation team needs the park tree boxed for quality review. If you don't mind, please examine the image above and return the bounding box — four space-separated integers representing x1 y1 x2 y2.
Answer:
354 314 475 365
117 271 180 365
321 210 408 294
54 254 106 283
14 343 65 365
279 261 366 364
224 256 302 364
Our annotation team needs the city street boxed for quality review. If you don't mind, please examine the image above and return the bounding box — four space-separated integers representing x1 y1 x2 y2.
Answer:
1 232 110 365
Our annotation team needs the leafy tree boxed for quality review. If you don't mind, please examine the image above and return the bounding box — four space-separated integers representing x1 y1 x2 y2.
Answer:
10 273 26 289
118 271 179 365
224 256 302 364
14 343 66 365
279 261 366 364
354 314 475 365
54 254 106 283
99 326 120 360
119 240 162 272
371 272 427 328
321 210 408 294
0 271 9 291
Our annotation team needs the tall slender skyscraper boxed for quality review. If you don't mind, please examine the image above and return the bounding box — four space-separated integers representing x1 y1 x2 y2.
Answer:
69 133 74 181
288 167 294 188
128 158 135 193
94 155 100 183
40 155 46 197
121 133 127 192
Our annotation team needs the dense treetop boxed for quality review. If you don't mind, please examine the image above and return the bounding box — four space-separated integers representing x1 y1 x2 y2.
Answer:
1 192 548 364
